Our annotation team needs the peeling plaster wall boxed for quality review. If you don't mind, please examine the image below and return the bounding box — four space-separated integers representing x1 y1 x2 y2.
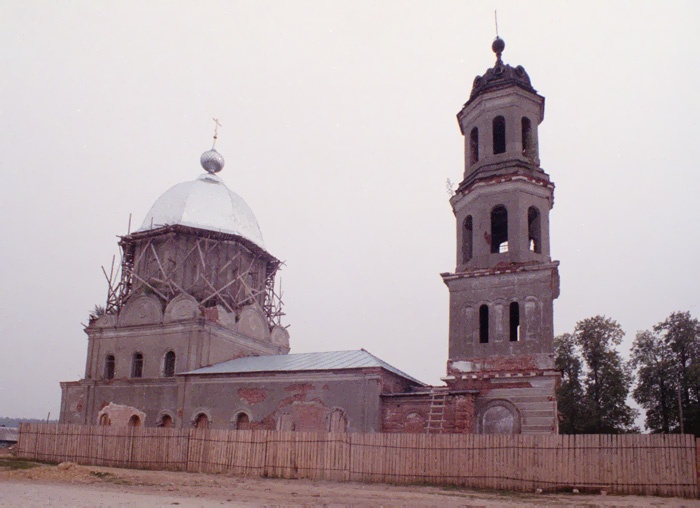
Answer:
447 375 558 434
180 371 387 432
61 368 424 432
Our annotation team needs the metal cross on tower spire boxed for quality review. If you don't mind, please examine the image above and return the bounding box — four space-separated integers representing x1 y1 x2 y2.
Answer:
212 117 222 148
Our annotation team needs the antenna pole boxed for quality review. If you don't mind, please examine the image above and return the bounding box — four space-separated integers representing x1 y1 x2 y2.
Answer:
495 10 499 37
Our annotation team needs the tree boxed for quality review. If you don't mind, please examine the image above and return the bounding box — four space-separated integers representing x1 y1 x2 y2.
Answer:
554 333 585 433
632 312 700 435
555 315 638 434
630 329 677 433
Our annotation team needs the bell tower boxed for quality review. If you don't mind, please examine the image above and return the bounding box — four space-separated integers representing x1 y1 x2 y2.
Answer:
441 38 560 434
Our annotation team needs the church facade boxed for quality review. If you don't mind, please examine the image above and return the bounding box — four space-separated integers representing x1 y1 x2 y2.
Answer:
60 38 560 434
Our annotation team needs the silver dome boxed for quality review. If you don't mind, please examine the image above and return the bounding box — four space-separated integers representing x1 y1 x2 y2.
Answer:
137 172 265 249
200 149 225 173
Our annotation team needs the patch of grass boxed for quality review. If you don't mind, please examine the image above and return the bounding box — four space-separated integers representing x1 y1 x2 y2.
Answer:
89 470 130 485
0 457 42 470
90 471 113 478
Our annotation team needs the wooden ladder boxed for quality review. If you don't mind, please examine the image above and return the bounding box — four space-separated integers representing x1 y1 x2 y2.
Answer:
425 387 449 434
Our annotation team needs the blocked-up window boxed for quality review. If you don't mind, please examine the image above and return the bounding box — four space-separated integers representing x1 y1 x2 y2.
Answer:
234 412 250 430
277 414 295 431
521 117 534 159
329 409 348 433
528 206 542 253
131 353 143 378
479 304 489 343
104 355 115 380
463 215 473 263
481 404 519 434
158 414 173 428
194 413 210 429
470 127 479 164
163 351 176 377
491 206 508 253
493 116 506 154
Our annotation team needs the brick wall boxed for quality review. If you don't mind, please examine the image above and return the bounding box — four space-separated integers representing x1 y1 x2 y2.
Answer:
381 392 477 434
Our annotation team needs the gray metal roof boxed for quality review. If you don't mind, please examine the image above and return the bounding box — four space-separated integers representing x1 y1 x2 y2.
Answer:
182 349 425 385
0 427 18 442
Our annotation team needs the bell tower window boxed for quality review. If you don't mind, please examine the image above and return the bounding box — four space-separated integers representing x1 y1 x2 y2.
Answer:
493 116 506 154
462 215 473 263
490 206 508 253
470 127 479 164
479 304 489 343
521 117 533 159
528 206 541 253
509 302 520 342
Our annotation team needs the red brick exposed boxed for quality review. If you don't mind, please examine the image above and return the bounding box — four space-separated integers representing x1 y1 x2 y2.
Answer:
237 387 268 404
284 383 313 392
381 392 477 434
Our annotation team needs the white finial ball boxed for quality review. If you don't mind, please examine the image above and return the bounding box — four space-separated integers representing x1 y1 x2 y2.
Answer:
200 149 225 173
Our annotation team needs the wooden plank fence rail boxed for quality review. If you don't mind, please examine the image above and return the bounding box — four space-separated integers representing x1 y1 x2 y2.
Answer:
16 423 698 498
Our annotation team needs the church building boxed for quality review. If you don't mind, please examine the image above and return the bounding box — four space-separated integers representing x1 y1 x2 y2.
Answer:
60 37 560 434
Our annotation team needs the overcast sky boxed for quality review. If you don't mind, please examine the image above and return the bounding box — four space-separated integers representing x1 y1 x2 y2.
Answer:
1 1 698 421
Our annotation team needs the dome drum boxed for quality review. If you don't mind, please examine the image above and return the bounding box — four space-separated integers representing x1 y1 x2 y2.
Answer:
112 228 281 326
99 150 285 331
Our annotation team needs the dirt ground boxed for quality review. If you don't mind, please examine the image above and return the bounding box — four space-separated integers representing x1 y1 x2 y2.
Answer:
1 450 698 507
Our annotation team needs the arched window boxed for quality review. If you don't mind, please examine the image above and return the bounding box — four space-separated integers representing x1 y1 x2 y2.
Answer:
158 414 174 428
329 409 347 433
104 355 115 380
469 127 479 164
521 117 534 159
493 116 506 154
528 206 541 253
479 304 489 343
509 302 520 342
99 413 111 426
128 415 142 427
462 215 473 264
233 412 251 430
193 413 209 429
131 353 143 378
479 402 521 434
490 206 508 253
163 351 176 377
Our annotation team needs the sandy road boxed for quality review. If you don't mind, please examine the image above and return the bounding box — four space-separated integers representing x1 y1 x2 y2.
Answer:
1 457 698 507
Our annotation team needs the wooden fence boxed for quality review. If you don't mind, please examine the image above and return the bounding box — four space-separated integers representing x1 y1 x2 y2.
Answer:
17 423 698 498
